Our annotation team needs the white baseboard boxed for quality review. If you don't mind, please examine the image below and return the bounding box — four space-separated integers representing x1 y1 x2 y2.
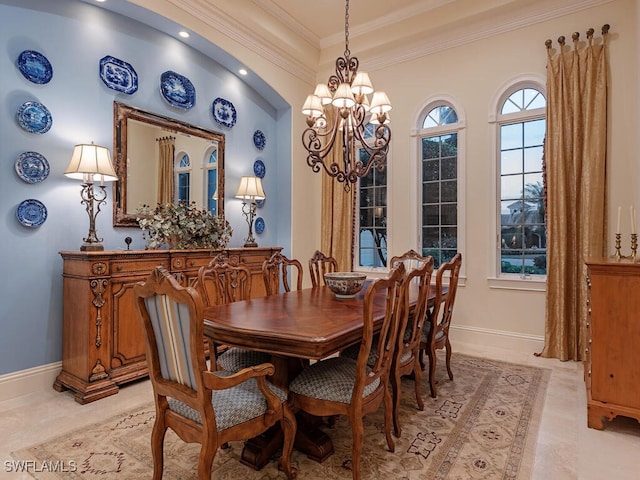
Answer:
0 362 61 403
450 324 545 354
0 327 543 403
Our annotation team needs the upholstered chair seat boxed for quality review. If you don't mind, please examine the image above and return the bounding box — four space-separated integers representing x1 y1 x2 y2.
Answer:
216 349 272 374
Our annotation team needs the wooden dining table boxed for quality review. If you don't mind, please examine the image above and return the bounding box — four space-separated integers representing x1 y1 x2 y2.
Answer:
203 280 443 469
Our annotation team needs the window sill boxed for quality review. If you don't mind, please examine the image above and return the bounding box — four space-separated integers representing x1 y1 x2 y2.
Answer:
487 276 546 292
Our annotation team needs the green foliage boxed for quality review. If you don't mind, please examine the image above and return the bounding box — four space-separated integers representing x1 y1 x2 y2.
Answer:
136 202 232 250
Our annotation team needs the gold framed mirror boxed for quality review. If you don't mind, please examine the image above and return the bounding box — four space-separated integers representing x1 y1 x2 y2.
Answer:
112 101 225 227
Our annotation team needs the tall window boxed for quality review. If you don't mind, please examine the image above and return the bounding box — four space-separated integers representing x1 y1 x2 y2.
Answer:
175 153 190 204
420 104 459 268
357 124 387 269
205 147 218 214
498 87 546 276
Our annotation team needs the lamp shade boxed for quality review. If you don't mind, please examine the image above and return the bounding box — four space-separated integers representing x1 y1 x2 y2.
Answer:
235 176 265 200
313 83 333 105
369 91 392 114
65 143 117 182
332 82 356 109
351 72 374 96
302 94 324 117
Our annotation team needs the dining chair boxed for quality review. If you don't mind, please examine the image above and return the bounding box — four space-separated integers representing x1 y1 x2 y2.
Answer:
308 250 339 287
419 252 462 398
195 254 270 373
133 266 296 480
388 250 434 437
262 251 303 296
288 263 408 480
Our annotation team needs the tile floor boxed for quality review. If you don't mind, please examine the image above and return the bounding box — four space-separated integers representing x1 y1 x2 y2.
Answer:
1 342 639 479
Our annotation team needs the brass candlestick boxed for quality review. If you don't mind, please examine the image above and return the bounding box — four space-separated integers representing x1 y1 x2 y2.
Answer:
614 233 623 261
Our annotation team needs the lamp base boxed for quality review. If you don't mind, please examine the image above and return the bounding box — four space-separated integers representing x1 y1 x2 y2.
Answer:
243 241 258 248
81 243 105 252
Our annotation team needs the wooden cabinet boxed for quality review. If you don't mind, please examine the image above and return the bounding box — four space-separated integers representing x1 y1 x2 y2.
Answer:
585 258 640 429
54 247 281 404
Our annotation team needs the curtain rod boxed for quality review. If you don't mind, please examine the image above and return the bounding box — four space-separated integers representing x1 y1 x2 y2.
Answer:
545 24 610 49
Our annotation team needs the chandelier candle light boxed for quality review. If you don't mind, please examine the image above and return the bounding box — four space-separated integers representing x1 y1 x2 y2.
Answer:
301 0 391 190
235 176 265 247
64 142 118 251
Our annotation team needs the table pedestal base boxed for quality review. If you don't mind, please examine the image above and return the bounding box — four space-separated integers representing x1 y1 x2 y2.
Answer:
240 414 334 470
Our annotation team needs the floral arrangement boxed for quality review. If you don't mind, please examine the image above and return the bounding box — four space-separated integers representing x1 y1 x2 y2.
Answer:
136 202 232 250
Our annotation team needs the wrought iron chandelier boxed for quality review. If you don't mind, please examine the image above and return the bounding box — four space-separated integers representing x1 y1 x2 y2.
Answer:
301 0 391 191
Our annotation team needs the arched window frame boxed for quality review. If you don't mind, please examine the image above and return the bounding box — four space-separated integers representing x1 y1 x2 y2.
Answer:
411 95 466 281
488 74 547 292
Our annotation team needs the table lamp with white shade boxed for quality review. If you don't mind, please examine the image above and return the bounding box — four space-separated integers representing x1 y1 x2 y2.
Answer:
235 176 265 247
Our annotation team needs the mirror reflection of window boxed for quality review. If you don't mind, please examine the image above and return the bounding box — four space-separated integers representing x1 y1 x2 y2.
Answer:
176 153 191 204
206 148 218 214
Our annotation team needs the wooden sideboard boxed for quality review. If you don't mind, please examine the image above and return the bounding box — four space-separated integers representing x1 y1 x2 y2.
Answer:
585 258 640 429
54 246 281 404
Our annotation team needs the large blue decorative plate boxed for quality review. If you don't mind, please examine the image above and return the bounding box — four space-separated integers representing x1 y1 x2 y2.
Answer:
253 159 266 178
255 217 265 234
16 199 47 227
160 71 195 109
15 151 50 184
255 198 265 208
99 55 138 94
212 97 236 128
16 50 53 84
16 101 52 134
253 130 266 150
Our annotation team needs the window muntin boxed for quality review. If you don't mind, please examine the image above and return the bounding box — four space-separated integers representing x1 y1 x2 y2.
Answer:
420 104 459 268
498 88 546 276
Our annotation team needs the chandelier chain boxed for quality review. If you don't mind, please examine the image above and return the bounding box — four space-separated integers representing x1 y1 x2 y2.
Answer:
344 0 350 57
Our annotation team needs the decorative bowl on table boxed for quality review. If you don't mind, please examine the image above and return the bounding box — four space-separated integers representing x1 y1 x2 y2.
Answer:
324 272 367 299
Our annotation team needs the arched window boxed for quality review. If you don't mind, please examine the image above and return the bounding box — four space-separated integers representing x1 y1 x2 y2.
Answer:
417 100 463 268
496 85 546 277
175 152 191 204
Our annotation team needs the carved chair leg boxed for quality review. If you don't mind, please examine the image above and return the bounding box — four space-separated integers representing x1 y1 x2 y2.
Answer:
445 339 453 380
279 403 298 480
413 358 424 411
197 440 217 479
391 367 402 438
350 416 364 480
383 386 395 453
151 415 167 480
428 346 438 398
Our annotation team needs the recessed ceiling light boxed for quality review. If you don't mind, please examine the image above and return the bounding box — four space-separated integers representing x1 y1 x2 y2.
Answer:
95 0 107 3
178 31 190 39
238 68 248 76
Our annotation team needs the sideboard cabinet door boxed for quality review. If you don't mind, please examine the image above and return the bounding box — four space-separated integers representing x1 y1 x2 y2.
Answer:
585 258 640 429
54 247 281 404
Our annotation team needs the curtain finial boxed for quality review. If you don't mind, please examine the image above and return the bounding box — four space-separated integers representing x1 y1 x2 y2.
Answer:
602 24 610 35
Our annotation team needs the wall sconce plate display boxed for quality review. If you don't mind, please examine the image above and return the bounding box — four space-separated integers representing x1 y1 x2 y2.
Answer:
212 97 236 128
255 217 265 234
253 159 266 178
253 130 266 150
15 151 50 184
99 55 138 95
16 50 53 84
16 199 47 227
16 101 52 134
160 70 195 109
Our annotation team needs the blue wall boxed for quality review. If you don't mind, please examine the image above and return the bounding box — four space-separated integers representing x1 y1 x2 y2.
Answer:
0 0 292 375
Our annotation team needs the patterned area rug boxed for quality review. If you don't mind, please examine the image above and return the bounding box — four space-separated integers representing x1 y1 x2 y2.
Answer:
13 353 549 479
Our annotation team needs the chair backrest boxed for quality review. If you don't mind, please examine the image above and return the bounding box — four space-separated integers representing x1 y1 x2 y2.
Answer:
308 250 339 287
262 251 303 296
390 252 434 359
196 253 252 306
134 266 208 407
430 253 462 336
353 262 407 400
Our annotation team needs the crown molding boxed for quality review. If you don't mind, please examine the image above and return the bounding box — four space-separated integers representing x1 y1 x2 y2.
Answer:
168 0 317 85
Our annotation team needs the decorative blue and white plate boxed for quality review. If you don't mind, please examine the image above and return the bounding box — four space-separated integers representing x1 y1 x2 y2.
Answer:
15 151 50 184
160 70 195 109
16 199 47 227
99 55 138 94
17 50 53 84
256 198 265 208
253 159 266 178
212 97 236 128
253 130 266 150
255 217 265 234
16 101 52 134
